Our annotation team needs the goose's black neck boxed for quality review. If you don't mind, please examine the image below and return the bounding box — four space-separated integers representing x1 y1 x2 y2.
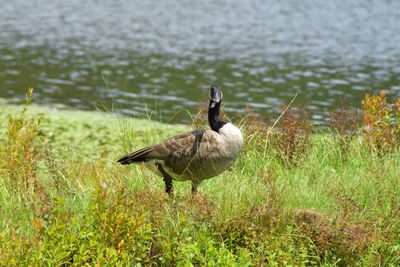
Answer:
208 100 226 132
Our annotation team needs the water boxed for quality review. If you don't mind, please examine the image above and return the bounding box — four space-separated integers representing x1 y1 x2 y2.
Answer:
0 0 399 123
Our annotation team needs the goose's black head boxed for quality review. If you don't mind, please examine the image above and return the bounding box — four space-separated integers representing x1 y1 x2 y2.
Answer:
208 85 226 132
209 85 223 107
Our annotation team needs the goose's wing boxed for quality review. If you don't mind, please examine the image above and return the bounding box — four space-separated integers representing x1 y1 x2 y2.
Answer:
117 146 156 164
117 131 197 164
158 130 221 175
118 130 221 174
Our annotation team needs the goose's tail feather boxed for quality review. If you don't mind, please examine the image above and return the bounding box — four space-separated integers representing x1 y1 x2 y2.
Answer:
117 147 154 165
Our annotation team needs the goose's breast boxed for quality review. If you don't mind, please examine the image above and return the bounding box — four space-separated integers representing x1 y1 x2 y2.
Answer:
218 123 244 157
188 125 243 180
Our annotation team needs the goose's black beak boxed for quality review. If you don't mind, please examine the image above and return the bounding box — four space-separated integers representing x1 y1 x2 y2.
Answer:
210 85 223 103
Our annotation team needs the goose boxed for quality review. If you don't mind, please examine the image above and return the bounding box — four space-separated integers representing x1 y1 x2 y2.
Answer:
117 85 243 194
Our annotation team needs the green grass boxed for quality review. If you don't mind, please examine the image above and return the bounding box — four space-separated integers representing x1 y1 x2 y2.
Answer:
0 96 399 266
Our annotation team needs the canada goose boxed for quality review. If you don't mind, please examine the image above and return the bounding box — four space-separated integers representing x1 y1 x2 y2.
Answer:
117 85 243 194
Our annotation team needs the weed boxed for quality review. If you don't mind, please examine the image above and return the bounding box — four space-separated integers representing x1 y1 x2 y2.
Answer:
250 168 287 230
361 91 399 152
271 106 312 164
192 100 209 130
329 101 360 154
1 89 400 265
294 209 371 265
0 88 45 195
23 187 157 266
396 98 400 144
242 107 268 140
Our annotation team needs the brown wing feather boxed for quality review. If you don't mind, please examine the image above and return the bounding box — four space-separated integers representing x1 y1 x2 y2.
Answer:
117 130 222 174
160 130 221 175
117 146 155 164
117 131 201 165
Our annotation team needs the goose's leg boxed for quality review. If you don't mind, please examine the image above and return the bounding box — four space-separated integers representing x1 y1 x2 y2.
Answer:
191 182 199 194
157 164 173 194
164 176 173 194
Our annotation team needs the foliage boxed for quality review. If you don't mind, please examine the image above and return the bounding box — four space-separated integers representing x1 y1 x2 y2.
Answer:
361 91 400 152
0 88 44 195
271 106 312 165
0 90 400 266
329 101 361 154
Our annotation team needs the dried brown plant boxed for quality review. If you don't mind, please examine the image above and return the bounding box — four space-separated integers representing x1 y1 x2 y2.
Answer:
271 106 312 164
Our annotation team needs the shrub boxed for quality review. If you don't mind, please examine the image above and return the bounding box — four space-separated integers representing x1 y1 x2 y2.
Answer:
294 209 371 265
361 91 399 152
2 88 400 266
0 88 45 196
11 186 255 266
271 106 312 164
28 187 156 266
329 103 360 154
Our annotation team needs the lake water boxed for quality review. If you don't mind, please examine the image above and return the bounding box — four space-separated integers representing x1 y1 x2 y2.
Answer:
0 0 399 123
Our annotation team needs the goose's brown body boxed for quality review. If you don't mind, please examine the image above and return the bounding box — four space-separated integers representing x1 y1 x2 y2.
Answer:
118 124 243 188
117 85 243 193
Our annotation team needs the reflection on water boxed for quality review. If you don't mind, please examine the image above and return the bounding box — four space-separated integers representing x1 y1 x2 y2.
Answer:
0 0 399 123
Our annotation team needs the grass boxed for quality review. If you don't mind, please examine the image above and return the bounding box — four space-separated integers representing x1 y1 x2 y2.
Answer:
0 90 400 266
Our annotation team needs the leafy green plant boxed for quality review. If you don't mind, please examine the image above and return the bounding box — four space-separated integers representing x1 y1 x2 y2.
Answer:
26 187 156 266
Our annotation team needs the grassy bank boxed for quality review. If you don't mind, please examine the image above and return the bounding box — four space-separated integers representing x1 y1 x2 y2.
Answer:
0 93 399 266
